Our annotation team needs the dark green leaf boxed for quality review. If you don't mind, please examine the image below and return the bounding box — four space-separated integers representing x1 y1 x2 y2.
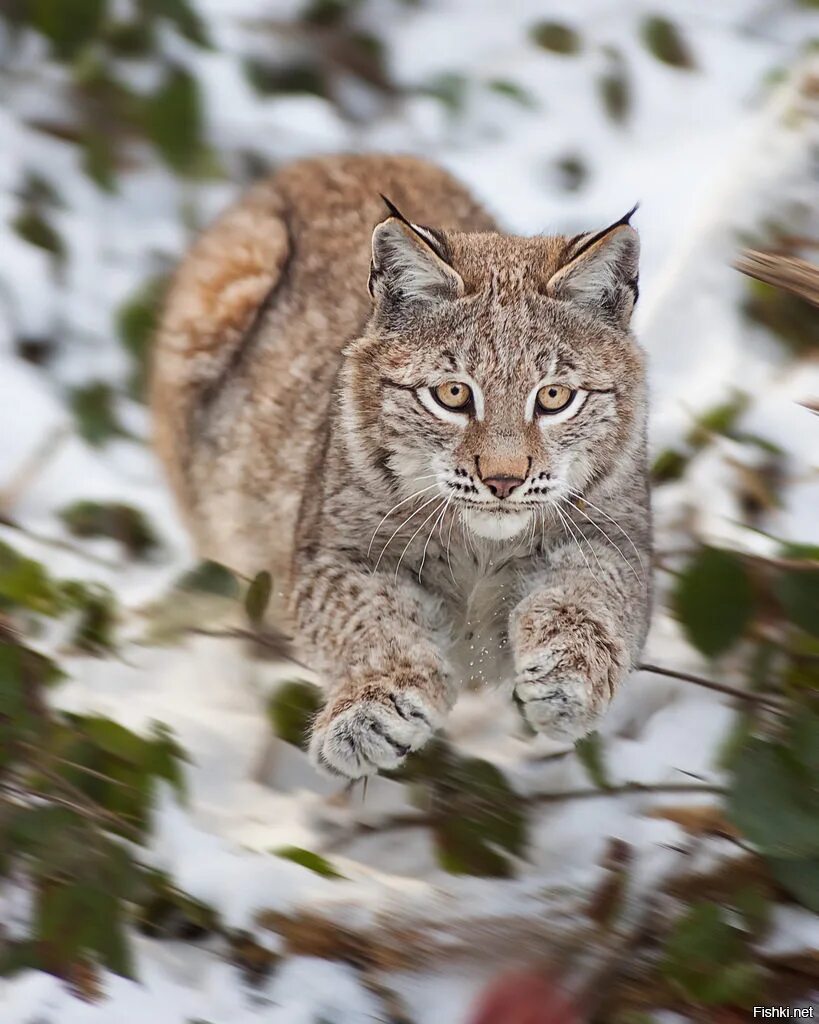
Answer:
661 902 761 1006
243 59 326 98
728 737 819 858
245 571 273 626
776 568 819 638
651 448 687 484
575 732 611 789
12 207 64 262
117 277 164 398
68 382 128 447
81 716 148 764
431 754 528 877
143 68 204 173
144 0 211 47
81 131 117 193
268 680 322 749
598 53 631 124
0 540 63 614
641 15 695 70
273 846 345 879
530 21 581 55
176 560 239 598
31 0 107 60
674 547 754 657
768 856 819 912
69 584 117 653
59 501 159 559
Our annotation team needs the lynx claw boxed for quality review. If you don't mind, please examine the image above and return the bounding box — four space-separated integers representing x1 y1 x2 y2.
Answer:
309 689 438 778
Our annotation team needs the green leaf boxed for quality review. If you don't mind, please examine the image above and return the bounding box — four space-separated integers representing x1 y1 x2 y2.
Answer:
143 68 204 173
431 754 528 877
486 79 537 109
743 279 819 354
31 0 107 60
598 51 631 124
651 448 688 484
81 131 117 192
117 278 164 398
530 21 581 55
423 73 468 114
68 382 128 447
661 902 761 1006
59 501 159 559
686 392 749 448
267 680 322 749
176 560 239 598
0 540 63 614
146 722 187 799
144 0 211 47
12 207 64 262
81 716 148 764
768 856 819 912
69 584 117 653
776 568 819 638
273 846 345 879
728 737 819 858
245 571 272 626
640 15 695 70
575 732 611 789
674 548 754 657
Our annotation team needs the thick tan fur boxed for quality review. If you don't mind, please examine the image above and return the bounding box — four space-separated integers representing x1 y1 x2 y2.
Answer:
152 154 651 778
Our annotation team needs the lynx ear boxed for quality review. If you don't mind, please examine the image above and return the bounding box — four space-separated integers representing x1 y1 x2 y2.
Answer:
547 207 640 327
368 196 463 305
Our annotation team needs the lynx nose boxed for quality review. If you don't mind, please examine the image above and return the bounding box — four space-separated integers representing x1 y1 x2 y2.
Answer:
481 475 525 499
476 454 530 499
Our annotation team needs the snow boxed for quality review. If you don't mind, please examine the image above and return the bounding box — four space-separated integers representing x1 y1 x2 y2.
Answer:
1 0 818 1020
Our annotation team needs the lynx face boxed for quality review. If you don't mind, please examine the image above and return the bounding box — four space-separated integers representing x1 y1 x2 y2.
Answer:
343 205 645 541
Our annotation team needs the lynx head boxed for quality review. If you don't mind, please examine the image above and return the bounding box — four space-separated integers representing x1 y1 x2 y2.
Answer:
343 198 645 541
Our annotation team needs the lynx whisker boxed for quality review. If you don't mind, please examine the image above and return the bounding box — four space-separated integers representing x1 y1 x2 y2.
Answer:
556 497 609 585
394 499 447 583
373 492 443 573
564 494 641 585
367 482 440 559
552 501 601 587
420 494 452 581
566 487 646 573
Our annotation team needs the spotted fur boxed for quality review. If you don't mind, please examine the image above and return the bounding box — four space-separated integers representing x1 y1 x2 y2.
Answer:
152 154 652 777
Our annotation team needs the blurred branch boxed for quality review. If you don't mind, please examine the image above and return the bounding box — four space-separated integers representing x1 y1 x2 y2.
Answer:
323 781 724 852
735 249 819 307
639 661 786 712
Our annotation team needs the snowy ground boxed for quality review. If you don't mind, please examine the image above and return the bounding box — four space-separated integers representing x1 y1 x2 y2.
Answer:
1 1 818 1021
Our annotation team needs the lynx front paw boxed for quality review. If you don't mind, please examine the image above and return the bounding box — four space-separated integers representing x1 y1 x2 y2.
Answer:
309 686 441 778
511 599 626 742
515 658 602 742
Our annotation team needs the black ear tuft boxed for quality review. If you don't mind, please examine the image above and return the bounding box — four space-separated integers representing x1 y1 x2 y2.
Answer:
618 202 640 228
380 194 410 224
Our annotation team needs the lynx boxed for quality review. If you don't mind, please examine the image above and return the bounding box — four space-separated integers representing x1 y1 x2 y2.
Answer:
152 154 651 778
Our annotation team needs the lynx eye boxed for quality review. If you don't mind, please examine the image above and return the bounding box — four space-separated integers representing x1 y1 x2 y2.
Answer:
536 384 574 414
433 381 472 411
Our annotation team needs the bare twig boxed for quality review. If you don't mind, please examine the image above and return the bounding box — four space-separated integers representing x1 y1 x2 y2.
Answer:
735 248 819 306
0 514 121 570
639 662 786 712
187 626 300 664
323 782 724 852
0 426 69 514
